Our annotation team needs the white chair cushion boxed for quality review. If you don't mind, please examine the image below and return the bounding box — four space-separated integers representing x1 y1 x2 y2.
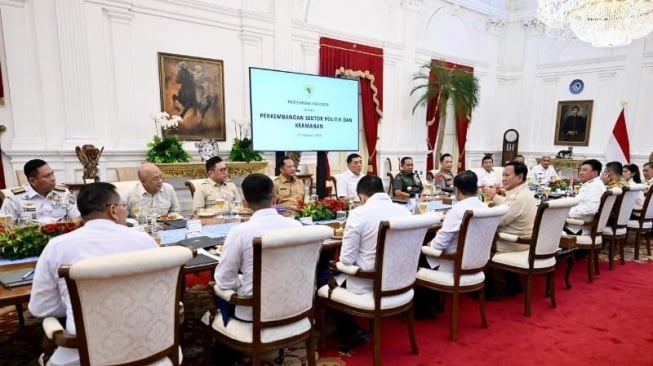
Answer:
575 235 601 245
415 267 485 287
316 284 413 311
201 311 311 344
602 227 627 236
491 251 556 269
627 220 652 229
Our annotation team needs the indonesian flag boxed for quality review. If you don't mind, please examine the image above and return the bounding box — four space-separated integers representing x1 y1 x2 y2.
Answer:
605 108 630 164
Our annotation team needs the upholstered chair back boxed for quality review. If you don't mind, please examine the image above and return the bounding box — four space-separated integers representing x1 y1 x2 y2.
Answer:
616 185 645 226
378 215 442 292
255 225 332 322
62 246 193 366
643 187 653 220
595 188 621 234
533 198 579 256
459 206 509 271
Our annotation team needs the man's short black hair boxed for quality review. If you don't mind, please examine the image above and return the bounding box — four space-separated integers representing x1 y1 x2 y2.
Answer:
572 105 580 111
582 159 602 173
205 156 223 172
347 153 362 164
242 173 275 205
605 161 623 176
440 153 452 162
277 156 293 170
453 170 478 196
77 182 119 216
356 175 384 197
482 154 493 164
24 159 48 179
505 161 528 182
400 157 413 166
515 154 525 160
644 162 653 169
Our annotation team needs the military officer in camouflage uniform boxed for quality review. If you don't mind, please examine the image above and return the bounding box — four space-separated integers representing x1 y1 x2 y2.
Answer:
392 157 424 199
1 159 81 224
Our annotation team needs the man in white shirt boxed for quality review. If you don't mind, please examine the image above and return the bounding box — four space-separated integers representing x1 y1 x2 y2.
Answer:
634 162 653 211
126 163 180 218
565 159 606 235
28 182 158 366
424 170 486 272
336 153 364 199
477 154 500 187
214 173 300 321
530 155 560 185
333 175 410 351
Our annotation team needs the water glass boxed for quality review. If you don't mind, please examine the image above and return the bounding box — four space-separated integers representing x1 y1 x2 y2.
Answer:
336 211 347 229
418 201 428 214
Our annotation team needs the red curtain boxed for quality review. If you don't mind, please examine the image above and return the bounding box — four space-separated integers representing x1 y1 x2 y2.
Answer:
424 60 473 172
319 37 383 174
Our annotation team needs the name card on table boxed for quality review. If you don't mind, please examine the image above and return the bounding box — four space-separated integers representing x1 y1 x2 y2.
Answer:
186 219 203 238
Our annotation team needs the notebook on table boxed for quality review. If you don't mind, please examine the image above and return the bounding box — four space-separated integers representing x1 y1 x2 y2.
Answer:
0 268 35 289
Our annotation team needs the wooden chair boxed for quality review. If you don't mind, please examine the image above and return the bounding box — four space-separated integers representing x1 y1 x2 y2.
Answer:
317 215 442 366
41 246 194 366
328 176 338 198
604 184 646 268
110 180 140 199
565 188 620 282
184 178 206 199
202 226 332 366
416 205 508 341
490 198 578 316
626 186 653 260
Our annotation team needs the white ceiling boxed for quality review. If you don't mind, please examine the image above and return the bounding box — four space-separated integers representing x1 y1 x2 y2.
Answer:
447 0 539 20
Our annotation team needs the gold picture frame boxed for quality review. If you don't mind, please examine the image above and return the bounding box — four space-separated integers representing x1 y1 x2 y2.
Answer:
554 100 593 146
158 52 226 141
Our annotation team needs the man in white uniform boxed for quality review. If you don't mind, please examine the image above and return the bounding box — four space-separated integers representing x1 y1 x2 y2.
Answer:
336 153 364 199
1 159 81 224
28 182 158 366
332 175 411 351
530 155 560 185
126 163 180 217
565 159 606 235
477 154 500 187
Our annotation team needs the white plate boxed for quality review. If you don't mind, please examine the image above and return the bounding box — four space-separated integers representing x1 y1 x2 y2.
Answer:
198 209 216 217
125 218 139 228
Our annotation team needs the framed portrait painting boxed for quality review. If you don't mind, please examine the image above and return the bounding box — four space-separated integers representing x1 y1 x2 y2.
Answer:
158 53 226 141
553 100 593 146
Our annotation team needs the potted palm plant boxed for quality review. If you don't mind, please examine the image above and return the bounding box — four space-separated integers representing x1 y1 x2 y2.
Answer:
410 61 480 168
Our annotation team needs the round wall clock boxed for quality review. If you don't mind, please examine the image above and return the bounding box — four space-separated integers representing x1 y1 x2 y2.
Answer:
198 139 220 161
569 79 584 94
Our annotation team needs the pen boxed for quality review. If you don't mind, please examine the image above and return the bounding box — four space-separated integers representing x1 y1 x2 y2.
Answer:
21 269 35 280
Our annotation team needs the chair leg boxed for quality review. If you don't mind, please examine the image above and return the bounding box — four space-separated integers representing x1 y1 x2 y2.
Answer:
548 271 557 309
318 304 326 351
479 287 487 328
619 237 626 265
450 292 459 341
594 247 600 275
306 332 317 366
406 306 418 354
587 249 594 283
373 317 382 366
275 348 285 364
634 231 642 260
525 274 533 317
608 238 614 270
646 232 652 256
253 352 261 366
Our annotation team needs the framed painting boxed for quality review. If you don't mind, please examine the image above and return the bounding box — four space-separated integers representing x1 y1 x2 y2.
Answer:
553 100 593 146
158 52 226 141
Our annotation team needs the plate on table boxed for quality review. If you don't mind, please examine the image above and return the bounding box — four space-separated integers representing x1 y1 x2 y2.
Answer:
548 192 564 199
198 209 216 218
125 218 139 228
236 208 253 215
157 213 182 221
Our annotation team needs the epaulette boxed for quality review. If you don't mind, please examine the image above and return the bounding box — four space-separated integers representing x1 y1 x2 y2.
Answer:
10 186 26 194
53 184 67 192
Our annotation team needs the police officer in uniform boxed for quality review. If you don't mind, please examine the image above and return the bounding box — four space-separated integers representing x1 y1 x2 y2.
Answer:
392 156 424 199
1 159 81 224
273 156 305 209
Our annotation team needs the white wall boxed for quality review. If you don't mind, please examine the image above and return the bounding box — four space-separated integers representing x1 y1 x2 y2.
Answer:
0 0 651 189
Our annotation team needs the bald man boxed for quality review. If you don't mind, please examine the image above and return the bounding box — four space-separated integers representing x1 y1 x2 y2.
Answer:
125 163 180 217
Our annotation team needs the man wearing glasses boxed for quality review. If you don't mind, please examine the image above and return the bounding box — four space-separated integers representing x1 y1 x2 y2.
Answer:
192 156 241 212
29 182 158 366
126 163 180 217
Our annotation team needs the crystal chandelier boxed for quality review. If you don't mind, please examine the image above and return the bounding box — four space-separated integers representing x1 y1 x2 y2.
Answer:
536 0 653 47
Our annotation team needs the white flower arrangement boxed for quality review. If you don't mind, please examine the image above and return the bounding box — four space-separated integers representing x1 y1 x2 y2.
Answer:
152 112 183 137
232 117 251 140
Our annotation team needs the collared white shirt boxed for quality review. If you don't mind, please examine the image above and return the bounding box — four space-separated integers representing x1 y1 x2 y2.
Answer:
126 182 180 217
336 169 363 198
530 164 559 185
477 169 500 187
566 177 607 235
338 193 411 294
28 219 158 366
0 183 80 224
430 196 486 254
214 208 301 320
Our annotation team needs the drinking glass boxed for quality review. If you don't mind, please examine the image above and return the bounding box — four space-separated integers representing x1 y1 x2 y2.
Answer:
215 198 226 212
418 201 428 214
336 211 347 229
